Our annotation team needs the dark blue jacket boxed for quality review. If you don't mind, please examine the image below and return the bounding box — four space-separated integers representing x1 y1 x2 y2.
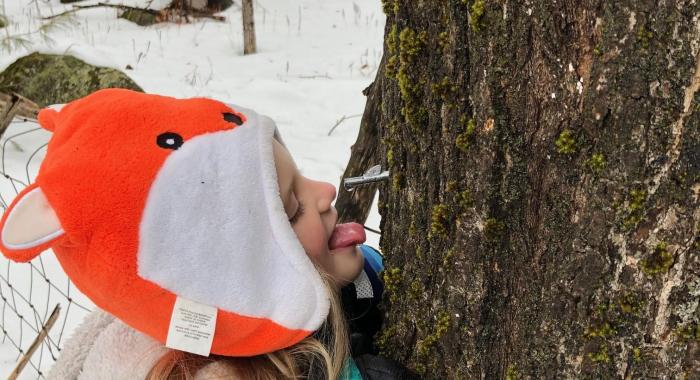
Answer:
340 245 421 380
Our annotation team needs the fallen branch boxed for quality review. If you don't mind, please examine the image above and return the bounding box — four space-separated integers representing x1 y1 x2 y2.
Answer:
43 3 158 20
43 2 225 23
0 92 40 140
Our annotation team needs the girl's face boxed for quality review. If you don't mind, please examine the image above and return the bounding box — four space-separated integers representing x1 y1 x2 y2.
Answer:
273 140 365 288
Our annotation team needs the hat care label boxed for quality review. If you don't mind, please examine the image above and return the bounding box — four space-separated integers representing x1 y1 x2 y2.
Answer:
166 296 218 356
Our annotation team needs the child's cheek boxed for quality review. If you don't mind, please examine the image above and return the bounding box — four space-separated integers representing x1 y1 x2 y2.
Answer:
293 220 328 261
332 248 364 285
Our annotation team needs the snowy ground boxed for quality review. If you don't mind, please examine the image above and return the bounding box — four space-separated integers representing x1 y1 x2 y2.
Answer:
0 0 385 377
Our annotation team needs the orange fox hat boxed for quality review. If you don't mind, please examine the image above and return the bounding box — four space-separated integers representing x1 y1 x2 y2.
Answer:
0 88 330 357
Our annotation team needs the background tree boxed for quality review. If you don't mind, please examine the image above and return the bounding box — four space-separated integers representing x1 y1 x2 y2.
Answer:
336 56 385 224
346 0 700 378
242 0 256 54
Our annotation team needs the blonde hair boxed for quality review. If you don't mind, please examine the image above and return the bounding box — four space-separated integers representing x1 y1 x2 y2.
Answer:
146 269 351 380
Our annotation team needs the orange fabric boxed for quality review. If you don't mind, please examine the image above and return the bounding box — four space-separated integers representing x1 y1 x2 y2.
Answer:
0 89 311 356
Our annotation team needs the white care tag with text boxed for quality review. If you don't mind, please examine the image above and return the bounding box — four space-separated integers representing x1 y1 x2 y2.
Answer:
166 296 218 356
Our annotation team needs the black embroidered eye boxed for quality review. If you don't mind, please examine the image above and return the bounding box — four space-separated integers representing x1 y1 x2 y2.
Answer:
223 112 244 126
157 132 184 150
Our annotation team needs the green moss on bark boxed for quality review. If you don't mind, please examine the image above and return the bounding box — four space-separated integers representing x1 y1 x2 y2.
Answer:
555 129 576 154
622 188 648 230
430 204 450 238
636 25 653 49
673 323 700 342
585 322 616 338
390 27 428 129
381 0 394 15
431 76 457 101
456 117 476 152
586 153 607 173
458 190 474 210
640 241 674 276
382 268 403 302
416 311 451 355
505 365 521 380
588 345 610 363
438 31 449 51
483 218 505 243
468 0 486 31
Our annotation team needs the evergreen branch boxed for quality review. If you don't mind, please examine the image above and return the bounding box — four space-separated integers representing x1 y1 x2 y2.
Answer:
0 14 74 52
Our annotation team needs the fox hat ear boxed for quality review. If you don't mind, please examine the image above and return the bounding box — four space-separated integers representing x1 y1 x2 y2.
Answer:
37 108 58 132
0 184 64 262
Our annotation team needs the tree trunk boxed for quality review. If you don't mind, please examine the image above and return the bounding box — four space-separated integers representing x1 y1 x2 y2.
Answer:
335 56 386 224
242 0 256 55
370 0 700 378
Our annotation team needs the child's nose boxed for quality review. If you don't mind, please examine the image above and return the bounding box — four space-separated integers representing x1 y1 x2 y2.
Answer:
315 181 336 212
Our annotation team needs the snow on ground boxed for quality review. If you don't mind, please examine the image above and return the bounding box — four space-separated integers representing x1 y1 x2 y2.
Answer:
0 0 385 377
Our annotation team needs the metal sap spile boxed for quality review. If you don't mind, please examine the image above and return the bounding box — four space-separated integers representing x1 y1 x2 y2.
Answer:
343 165 390 191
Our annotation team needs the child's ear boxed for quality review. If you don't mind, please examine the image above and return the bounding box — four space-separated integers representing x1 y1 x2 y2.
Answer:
0 184 65 262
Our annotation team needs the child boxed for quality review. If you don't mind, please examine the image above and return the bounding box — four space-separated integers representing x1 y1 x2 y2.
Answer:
0 89 419 379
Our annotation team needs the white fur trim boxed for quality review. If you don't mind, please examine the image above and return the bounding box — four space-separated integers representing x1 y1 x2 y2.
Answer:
137 109 328 331
47 309 114 380
47 309 166 380
77 314 166 380
49 309 239 379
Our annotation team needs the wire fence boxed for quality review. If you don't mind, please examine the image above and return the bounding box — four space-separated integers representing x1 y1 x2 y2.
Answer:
0 117 93 379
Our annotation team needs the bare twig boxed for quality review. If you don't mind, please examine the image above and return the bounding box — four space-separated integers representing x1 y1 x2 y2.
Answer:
327 114 362 136
8 304 61 380
296 73 332 79
363 225 381 235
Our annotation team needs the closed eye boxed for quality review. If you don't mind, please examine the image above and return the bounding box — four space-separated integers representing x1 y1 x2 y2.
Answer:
289 201 305 225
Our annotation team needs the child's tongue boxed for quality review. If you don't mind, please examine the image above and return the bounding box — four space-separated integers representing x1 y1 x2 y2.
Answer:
328 223 366 251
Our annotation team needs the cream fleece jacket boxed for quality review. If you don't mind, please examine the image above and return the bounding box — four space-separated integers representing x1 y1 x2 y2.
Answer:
47 309 237 380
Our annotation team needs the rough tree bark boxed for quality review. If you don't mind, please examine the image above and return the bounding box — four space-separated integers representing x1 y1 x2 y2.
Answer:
366 0 700 378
